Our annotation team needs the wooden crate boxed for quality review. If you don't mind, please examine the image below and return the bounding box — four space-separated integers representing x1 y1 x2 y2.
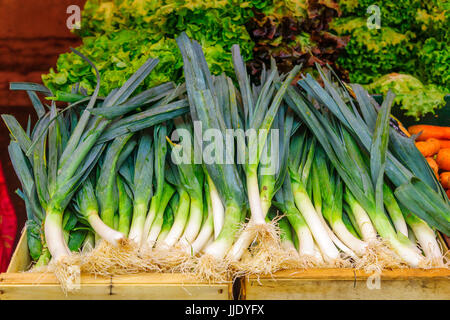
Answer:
243 232 449 300
243 268 450 300
0 230 233 300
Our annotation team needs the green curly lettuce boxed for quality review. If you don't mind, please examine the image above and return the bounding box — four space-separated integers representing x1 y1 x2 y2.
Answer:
331 17 417 84
367 73 446 120
43 30 182 96
417 37 450 89
43 0 260 96
332 0 449 121
333 0 449 90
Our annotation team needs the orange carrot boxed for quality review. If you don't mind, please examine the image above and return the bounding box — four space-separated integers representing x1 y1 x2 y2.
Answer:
446 189 450 199
437 140 450 149
440 172 450 189
426 157 439 179
436 148 450 171
408 125 450 141
391 116 410 137
416 138 441 157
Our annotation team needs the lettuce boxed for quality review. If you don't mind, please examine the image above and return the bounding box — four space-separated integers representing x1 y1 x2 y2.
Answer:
331 17 417 84
331 0 448 120
245 0 348 82
43 30 182 96
367 73 446 120
43 0 259 96
333 0 449 89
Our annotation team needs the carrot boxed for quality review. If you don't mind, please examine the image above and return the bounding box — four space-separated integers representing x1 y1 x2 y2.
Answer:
416 138 441 157
391 116 410 137
436 148 450 171
426 157 439 179
408 125 450 141
446 189 450 199
440 172 450 189
437 140 450 149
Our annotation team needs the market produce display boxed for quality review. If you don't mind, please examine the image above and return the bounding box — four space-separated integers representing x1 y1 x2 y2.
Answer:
41 0 448 123
42 0 255 96
3 31 449 290
366 74 447 120
244 0 348 82
332 0 449 119
41 0 348 97
409 124 450 198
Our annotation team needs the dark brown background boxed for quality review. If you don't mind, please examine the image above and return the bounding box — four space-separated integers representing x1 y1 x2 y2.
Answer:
0 0 86 245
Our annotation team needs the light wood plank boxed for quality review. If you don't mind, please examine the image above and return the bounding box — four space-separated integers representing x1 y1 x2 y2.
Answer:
245 268 450 300
110 284 229 300
6 228 31 273
1 230 233 300
248 268 450 281
0 273 110 284
245 277 450 300
0 284 112 300
0 283 230 300
111 273 231 285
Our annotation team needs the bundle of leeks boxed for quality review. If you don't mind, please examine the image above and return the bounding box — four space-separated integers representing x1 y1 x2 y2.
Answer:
3 49 189 286
3 34 448 290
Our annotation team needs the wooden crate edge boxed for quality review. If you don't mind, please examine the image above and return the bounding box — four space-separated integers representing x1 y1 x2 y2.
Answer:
7 227 30 273
246 235 449 281
245 267 450 282
2 226 234 290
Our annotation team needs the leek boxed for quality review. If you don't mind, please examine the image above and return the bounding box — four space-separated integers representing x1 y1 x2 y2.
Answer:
117 176 133 236
142 124 169 243
128 132 154 245
288 131 340 262
73 177 122 246
159 164 191 248
285 83 425 266
177 33 247 262
227 48 300 262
